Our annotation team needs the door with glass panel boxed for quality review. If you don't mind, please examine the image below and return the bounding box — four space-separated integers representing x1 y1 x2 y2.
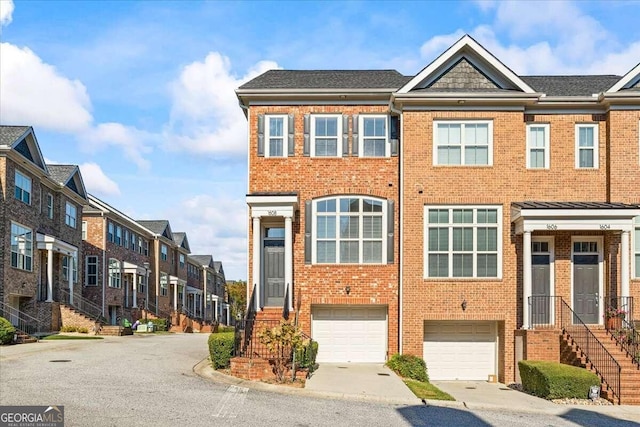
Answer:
573 240 600 324
531 240 552 325
263 227 285 307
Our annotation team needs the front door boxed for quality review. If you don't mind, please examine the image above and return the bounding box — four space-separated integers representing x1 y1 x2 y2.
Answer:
263 227 285 307
531 241 552 325
573 240 600 324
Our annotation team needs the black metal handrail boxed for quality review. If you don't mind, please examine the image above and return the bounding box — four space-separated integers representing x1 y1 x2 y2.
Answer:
559 298 621 404
605 297 639 367
529 296 562 329
0 301 44 338
235 284 257 358
59 288 106 323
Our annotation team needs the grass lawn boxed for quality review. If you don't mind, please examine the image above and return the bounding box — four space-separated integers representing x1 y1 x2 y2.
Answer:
42 335 104 340
403 379 455 401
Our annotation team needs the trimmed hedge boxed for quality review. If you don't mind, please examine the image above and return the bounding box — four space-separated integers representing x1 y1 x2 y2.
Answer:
216 325 235 334
519 360 600 399
147 318 168 332
0 317 16 345
209 332 235 369
295 340 319 369
386 354 429 382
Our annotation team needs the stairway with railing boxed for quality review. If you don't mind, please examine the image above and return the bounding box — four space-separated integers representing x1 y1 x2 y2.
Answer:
0 301 44 340
59 288 106 323
604 297 639 367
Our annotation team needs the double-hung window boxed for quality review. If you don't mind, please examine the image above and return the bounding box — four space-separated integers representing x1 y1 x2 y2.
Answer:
161 244 168 261
124 230 130 249
526 124 550 169
160 272 168 296
115 225 122 245
14 170 32 204
108 222 114 242
314 196 386 264
424 206 502 278
65 202 77 228
179 254 185 269
46 194 54 218
11 222 33 271
82 221 87 240
434 121 492 166
108 258 121 288
130 233 136 251
266 115 287 157
62 256 77 283
85 256 99 286
312 115 341 157
360 115 388 157
575 124 598 169
138 275 145 294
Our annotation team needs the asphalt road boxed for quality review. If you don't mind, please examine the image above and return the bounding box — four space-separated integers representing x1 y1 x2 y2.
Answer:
0 334 637 427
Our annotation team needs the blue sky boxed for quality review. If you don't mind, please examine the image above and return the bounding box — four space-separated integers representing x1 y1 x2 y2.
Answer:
1 0 639 280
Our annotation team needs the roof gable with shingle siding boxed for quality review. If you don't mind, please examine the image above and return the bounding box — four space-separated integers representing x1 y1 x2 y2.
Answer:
1 126 48 172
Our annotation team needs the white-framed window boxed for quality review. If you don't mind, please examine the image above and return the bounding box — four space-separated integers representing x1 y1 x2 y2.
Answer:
424 206 502 279
433 120 493 166
634 216 640 279
526 123 550 169
312 115 341 157
130 233 136 251
160 272 168 296
82 221 87 240
65 202 77 228
46 193 54 219
179 254 185 269
10 222 33 271
575 124 598 169
108 222 114 242
14 170 32 204
108 258 121 288
85 255 99 286
313 196 386 264
266 115 288 157
124 229 129 249
144 241 149 256
359 115 388 157
138 236 143 254
115 225 122 245
161 244 168 261
62 256 77 283
138 274 146 294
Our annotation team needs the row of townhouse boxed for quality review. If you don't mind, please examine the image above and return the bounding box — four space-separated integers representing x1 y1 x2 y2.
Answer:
236 35 640 393
0 126 229 335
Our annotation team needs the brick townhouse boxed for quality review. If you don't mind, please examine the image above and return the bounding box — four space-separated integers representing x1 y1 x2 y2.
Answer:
187 256 229 324
1 126 87 332
236 34 640 389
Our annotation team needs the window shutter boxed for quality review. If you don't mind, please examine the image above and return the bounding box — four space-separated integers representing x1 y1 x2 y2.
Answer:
342 114 349 156
288 114 295 156
257 114 265 157
303 114 310 157
305 200 312 264
390 116 399 157
387 200 395 264
351 114 359 156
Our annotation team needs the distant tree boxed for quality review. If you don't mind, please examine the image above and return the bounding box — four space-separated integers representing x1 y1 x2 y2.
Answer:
226 280 247 320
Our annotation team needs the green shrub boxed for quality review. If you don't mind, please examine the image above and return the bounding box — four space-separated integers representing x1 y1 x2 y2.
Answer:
519 360 600 399
386 354 429 382
147 318 167 332
295 340 319 369
77 327 89 334
217 325 235 333
0 317 16 345
209 332 235 369
60 325 78 333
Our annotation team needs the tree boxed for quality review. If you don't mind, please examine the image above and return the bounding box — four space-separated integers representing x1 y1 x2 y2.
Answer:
226 280 247 320
257 320 309 383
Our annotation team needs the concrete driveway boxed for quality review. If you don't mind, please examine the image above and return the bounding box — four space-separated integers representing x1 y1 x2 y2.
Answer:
305 363 420 404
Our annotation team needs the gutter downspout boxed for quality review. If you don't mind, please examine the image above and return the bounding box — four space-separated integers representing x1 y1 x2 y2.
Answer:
102 213 107 317
389 99 403 354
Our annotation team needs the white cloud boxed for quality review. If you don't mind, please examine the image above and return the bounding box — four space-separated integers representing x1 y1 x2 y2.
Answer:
79 162 121 197
165 53 279 156
0 0 14 28
420 30 465 62
80 123 154 170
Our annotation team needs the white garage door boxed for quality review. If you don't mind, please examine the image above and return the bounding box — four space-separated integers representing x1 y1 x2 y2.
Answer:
423 321 496 381
312 305 387 363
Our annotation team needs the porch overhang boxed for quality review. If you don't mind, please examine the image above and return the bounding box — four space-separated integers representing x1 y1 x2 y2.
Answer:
511 201 640 234
186 286 203 295
36 233 77 256
122 261 146 276
169 276 186 286
246 192 298 218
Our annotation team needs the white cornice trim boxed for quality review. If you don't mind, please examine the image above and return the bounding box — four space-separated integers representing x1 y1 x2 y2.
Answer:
606 63 640 92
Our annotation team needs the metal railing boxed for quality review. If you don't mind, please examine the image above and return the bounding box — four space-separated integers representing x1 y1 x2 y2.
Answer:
605 297 639 367
59 288 105 323
529 296 562 329
235 284 257 358
0 301 44 338
559 298 621 404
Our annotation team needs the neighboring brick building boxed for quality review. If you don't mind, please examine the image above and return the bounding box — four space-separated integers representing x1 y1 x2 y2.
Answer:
0 126 87 331
188 255 229 323
236 34 640 384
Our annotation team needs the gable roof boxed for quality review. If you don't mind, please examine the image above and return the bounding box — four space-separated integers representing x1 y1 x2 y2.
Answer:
190 255 214 268
0 125 48 172
0 125 31 146
87 194 155 236
521 75 621 97
607 63 640 92
213 261 224 275
137 220 173 240
47 164 88 200
239 70 409 90
173 232 191 253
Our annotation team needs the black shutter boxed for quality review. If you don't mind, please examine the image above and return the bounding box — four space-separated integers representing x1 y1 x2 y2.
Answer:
257 114 265 156
305 200 312 264
342 114 349 156
387 200 395 264
303 114 310 157
288 114 295 156
351 114 359 156
390 116 399 157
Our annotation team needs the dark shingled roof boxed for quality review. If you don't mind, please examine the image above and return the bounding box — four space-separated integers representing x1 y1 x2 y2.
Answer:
137 220 170 235
213 261 223 274
513 201 640 210
0 125 31 145
190 255 213 266
47 164 76 185
239 70 410 90
173 232 186 246
521 75 621 96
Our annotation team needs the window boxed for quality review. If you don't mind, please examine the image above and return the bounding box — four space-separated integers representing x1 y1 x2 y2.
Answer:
62 256 77 283
179 254 185 269
359 115 388 157
312 115 341 157
266 115 288 157
575 124 598 169
85 256 99 286
82 221 87 240
115 225 122 246
161 244 168 261
14 170 32 204
65 202 77 228
526 124 550 169
124 230 129 249
160 272 168 296
108 222 114 242
313 196 386 264
46 193 54 219
424 206 502 278
108 259 121 288
138 274 146 294
130 233 136 251
10 222 33 271
144 241 149 256
433 121 493 166
634 217 640 278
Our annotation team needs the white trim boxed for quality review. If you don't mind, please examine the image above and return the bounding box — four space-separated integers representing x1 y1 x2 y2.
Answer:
265 114 289 158
432 120 493 166
633 217 640 279
358 114 390 157
606 63 640 92
310 114 342 157
526 123 550 169
532 236 556 325
575 123 599 169
570 236 604 325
